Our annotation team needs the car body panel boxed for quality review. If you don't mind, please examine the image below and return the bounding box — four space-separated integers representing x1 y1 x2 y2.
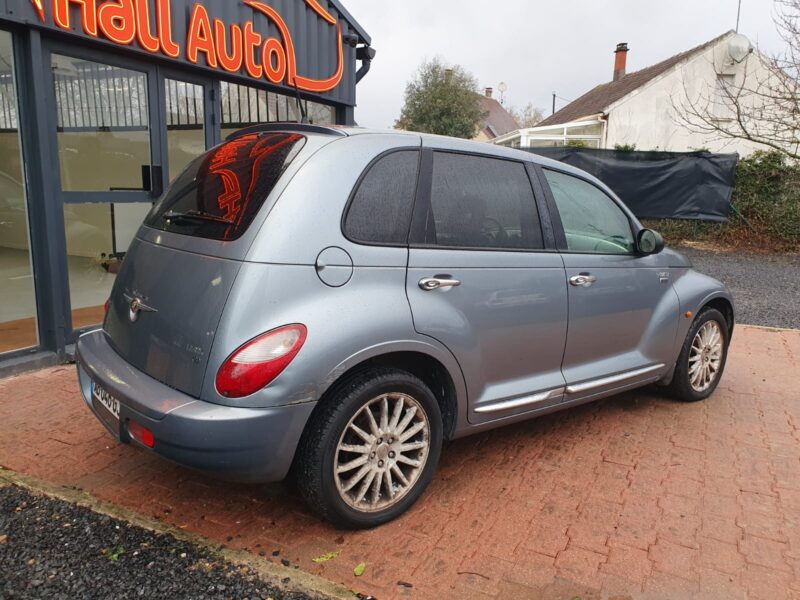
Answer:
406 249 568 423
559 252 680 394
200 262 421 410
76 330 313 482
104 237 242 398
74 126 735 485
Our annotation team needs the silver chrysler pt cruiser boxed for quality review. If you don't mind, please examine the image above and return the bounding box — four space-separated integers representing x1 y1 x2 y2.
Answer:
76 124 734 528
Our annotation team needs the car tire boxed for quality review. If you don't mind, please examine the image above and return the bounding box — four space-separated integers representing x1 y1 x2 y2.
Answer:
666 307 730 402
293 368 443 529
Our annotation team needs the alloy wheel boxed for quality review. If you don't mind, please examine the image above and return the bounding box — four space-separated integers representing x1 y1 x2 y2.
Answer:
688 320 724 392
334 393 430 513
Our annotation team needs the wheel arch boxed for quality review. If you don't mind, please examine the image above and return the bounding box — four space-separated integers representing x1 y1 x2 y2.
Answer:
702 296 735 337
307 342 466 444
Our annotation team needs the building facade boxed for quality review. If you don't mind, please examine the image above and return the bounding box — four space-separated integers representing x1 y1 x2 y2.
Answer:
494 32 778 156
0 0 372 372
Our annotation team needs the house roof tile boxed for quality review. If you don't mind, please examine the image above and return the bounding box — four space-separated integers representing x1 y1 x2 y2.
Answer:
479 95 519 138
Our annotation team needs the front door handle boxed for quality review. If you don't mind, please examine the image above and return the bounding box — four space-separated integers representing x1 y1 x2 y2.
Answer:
419 276 462 291
569 273 597 287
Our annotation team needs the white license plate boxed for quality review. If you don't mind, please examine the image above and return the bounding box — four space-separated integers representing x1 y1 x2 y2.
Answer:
92 382 120 421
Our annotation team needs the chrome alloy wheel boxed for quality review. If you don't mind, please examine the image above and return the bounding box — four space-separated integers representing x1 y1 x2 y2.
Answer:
688 321 724 392
334 393 430 513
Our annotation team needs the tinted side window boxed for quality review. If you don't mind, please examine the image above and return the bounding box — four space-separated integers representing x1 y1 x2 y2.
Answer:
424 152 543 250
543 169 635 255
344 150 419 244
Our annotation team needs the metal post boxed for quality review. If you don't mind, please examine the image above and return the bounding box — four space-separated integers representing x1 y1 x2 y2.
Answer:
736 0 742 32
15 29 70 359
552 93 556 115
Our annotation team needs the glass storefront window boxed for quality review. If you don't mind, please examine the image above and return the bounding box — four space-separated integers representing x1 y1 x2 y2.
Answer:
166 78 205 181
64 202 152 331
220 81 334 139
0 30 38 355
52 54 151 192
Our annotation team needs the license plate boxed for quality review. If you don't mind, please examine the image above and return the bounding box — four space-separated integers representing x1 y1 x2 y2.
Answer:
92 382 120 422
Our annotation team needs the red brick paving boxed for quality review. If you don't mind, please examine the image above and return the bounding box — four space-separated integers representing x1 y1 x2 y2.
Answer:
1 325 799 599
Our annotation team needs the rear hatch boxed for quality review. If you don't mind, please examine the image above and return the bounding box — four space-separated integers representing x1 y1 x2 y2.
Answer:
104 132 306 397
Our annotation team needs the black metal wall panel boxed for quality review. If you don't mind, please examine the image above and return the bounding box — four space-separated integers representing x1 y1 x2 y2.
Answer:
0 0 368 107
527 147 739 222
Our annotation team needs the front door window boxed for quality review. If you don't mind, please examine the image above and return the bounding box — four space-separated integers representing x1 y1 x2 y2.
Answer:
543 169 634 254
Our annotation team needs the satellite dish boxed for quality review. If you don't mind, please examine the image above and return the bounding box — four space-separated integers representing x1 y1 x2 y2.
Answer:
498 82 508 93
728 33 752 63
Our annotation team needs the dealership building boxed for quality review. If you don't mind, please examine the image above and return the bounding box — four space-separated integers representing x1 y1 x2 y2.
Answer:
0 0 372 372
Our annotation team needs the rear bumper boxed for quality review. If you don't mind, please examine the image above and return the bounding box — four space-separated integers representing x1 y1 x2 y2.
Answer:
75 330 314 483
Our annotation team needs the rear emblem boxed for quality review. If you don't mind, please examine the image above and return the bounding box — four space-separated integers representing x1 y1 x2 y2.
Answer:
123 294 157 323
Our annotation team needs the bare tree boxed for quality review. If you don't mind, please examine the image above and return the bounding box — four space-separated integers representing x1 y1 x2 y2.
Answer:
509 103 545 128
675 0 800 159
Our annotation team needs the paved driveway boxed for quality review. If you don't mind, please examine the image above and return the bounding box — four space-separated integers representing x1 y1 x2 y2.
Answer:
679 248 800 330
1 326 799 599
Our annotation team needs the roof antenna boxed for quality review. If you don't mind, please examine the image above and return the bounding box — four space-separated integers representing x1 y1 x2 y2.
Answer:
292 81 310 124
735 0 742 32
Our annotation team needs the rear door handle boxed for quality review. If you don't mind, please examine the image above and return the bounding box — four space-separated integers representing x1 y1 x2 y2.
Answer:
569 274 597 287
419 276 462 291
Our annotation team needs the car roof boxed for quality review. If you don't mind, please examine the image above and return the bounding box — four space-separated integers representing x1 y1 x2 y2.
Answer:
227 123 594 183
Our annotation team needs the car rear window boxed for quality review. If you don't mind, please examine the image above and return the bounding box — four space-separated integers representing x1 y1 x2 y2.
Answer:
145 132 306 241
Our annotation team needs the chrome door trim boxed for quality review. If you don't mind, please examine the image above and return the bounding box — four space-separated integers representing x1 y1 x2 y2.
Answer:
565 364 665 395
419 277 462 291
473 386 566 414
569 274 597 287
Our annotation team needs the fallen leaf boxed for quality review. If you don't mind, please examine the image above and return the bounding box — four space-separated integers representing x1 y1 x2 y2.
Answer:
107 547 125 562
312 551 339 564
0 535 7 545
354 562 366 577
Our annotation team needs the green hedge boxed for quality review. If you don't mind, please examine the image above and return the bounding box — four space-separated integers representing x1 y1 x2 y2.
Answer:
643 151 800 252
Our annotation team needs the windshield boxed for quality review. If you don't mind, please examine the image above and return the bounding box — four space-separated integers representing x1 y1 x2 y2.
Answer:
145 132 306 241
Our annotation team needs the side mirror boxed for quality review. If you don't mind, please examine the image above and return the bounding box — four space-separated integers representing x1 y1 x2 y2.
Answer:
636 229 665 255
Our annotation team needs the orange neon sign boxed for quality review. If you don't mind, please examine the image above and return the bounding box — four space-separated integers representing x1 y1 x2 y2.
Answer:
34 0 344 93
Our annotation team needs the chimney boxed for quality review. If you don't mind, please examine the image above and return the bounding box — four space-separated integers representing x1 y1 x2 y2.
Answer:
485 87 493 98
613 43 629 82
444 68 453 83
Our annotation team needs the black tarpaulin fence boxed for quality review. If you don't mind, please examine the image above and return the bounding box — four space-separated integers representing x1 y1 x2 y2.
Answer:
524 147 739 222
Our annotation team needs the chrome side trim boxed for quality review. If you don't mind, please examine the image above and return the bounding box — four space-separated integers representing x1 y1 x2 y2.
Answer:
566 364 665 395
474 387 566 414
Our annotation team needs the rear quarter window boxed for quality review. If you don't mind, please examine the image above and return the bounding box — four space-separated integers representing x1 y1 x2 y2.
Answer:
343 150 420 245
145 132 305 241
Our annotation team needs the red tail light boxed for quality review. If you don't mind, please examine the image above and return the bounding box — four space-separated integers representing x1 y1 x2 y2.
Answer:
104 298 110 315
127 420 155 448
216 324 307 398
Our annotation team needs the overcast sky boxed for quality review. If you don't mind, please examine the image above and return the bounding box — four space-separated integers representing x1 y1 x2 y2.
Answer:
343 0 786 128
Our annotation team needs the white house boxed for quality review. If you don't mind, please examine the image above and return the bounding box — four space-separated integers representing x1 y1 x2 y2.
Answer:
494 31 778 156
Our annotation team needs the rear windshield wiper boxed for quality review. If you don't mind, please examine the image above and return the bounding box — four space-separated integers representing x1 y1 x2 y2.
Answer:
163 210 234 226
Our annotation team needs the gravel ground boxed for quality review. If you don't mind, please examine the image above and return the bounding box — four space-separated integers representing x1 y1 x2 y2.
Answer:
0 486 323 600
680 247 799 330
